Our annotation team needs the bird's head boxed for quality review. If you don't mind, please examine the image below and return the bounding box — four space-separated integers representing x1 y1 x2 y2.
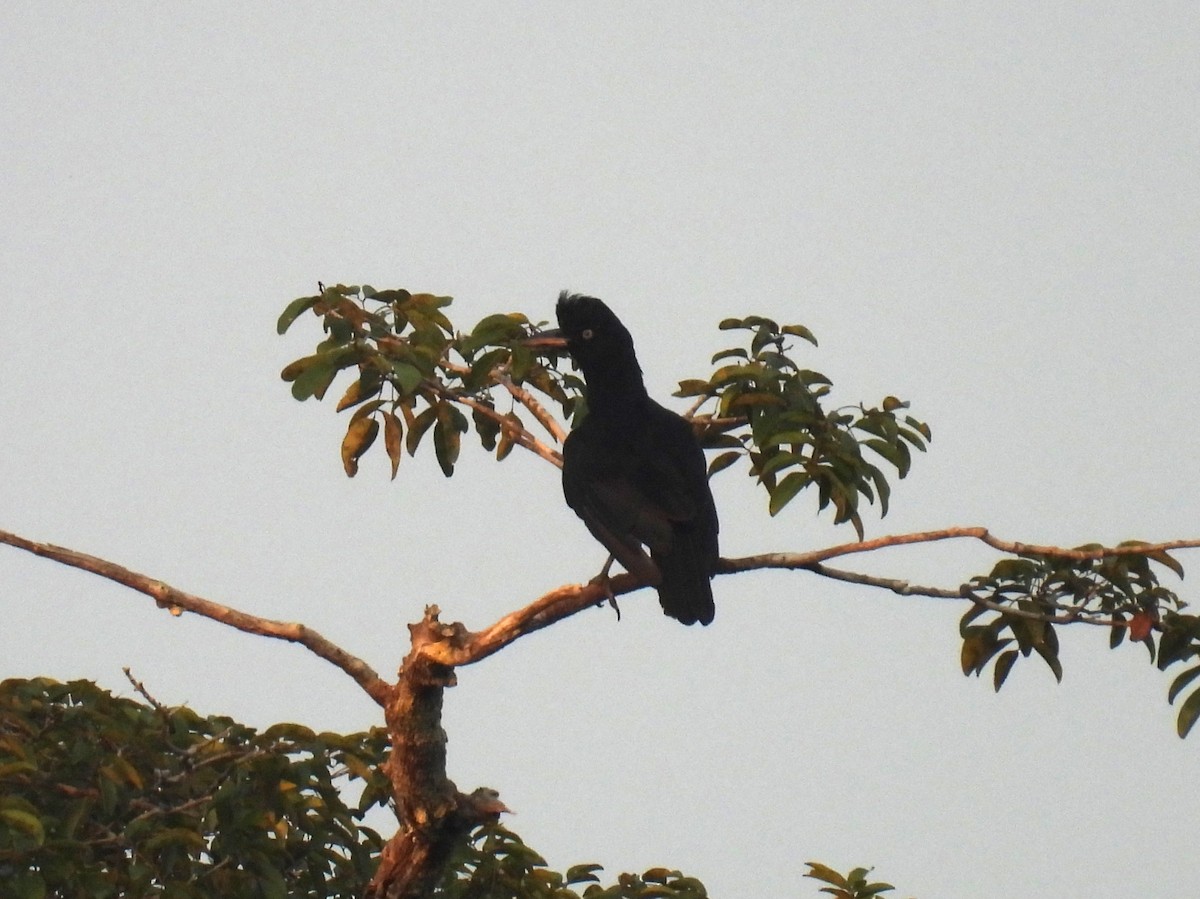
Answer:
523 291 639 373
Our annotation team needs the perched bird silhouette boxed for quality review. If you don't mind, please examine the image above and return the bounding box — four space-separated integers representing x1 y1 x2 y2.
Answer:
525 292 719 625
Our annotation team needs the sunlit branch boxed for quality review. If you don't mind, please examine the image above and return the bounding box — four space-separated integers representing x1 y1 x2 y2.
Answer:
430 384 564 468
0 529 390 706
497 370 567 445
418 573 644 668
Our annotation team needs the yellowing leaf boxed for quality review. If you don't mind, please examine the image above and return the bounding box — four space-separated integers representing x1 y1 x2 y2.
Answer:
341 417 380 477
382 410 403 480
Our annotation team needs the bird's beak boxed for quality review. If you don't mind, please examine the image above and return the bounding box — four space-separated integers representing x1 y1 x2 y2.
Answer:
520 328 569 351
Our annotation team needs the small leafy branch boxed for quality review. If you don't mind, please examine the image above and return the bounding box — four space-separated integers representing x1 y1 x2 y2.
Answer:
277 286 930 537
805 862 907 899
676 315 930 537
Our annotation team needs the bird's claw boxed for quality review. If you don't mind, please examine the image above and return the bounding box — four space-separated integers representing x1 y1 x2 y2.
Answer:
588 573 621 621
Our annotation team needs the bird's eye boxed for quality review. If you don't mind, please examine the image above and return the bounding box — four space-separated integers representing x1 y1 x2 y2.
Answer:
582 328 595 340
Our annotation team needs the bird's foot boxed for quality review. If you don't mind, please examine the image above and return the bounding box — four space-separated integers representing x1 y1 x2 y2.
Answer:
587 572 621 621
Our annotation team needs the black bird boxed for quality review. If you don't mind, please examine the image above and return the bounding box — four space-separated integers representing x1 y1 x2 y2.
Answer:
526 292 719 625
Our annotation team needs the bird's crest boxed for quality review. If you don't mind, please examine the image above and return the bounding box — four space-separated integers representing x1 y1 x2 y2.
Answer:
555 291 627 338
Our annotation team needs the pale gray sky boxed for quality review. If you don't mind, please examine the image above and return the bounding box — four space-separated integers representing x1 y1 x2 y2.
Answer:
3 4 1198 897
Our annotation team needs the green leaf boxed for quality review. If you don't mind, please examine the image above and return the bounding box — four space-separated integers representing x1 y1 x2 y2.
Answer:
990 558 1041 581
1032 636 1064 683
707 450 741 477
993 649 1018 691
141 826 207 852
277 295 319 334
433 404 463 476
781 323 818 346
472 405 501 451
859 882 896 897
0 807 45 845
761 431 813 450
755 450 802 481
1168 664 1200 704
710 347 749 364
1176 686 1200 738
8 870 46 899
566 864 604 885
1146 549 1186 580
280 353 321 382
804 863 849 888
463 312 529 352
291 358 339 401
406 406 436 456
768 471 809 516
465 347 510 389
1109 614 1127 648
391 361 424 397
674 378 711 397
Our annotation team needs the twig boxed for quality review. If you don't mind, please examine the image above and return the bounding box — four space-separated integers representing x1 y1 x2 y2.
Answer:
443 388 563 468
422 379 564 468
0 529 391 706
122 666 165 713
498 371 567 445
719 528 1200 573
804 562 961 598
808 563 1116 626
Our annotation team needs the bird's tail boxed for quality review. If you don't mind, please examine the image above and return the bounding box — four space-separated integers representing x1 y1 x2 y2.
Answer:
652 530 716 626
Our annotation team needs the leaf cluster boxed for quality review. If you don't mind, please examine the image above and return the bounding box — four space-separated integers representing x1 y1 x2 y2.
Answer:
437 823 708 898
804 862 908 899
957 546 1200 736
280 293 931 540
676 316 930 537
2 680 729 898
0 677 388 898
279 285 578 478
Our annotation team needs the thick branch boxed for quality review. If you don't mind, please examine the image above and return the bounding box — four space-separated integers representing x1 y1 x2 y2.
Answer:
0 529 390 706
421 529 1200 668
420 577 633 668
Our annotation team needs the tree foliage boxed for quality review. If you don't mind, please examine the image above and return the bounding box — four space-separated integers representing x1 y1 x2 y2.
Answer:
278 285 1200 739
3 285 1196 897
3 677 884 898
0 676 387 898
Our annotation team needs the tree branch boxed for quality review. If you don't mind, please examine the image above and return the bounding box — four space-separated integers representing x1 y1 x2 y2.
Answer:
719 527 1200 572
497 370 568 445
8 524 1195 701
422 528 1200 668
0 529 391 706
808 564 1120 626
443 389 563 468
422 378 564 468
419 577 633 668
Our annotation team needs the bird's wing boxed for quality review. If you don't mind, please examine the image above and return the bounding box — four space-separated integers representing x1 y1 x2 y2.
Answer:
638 404 720 547
562 427 666 585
